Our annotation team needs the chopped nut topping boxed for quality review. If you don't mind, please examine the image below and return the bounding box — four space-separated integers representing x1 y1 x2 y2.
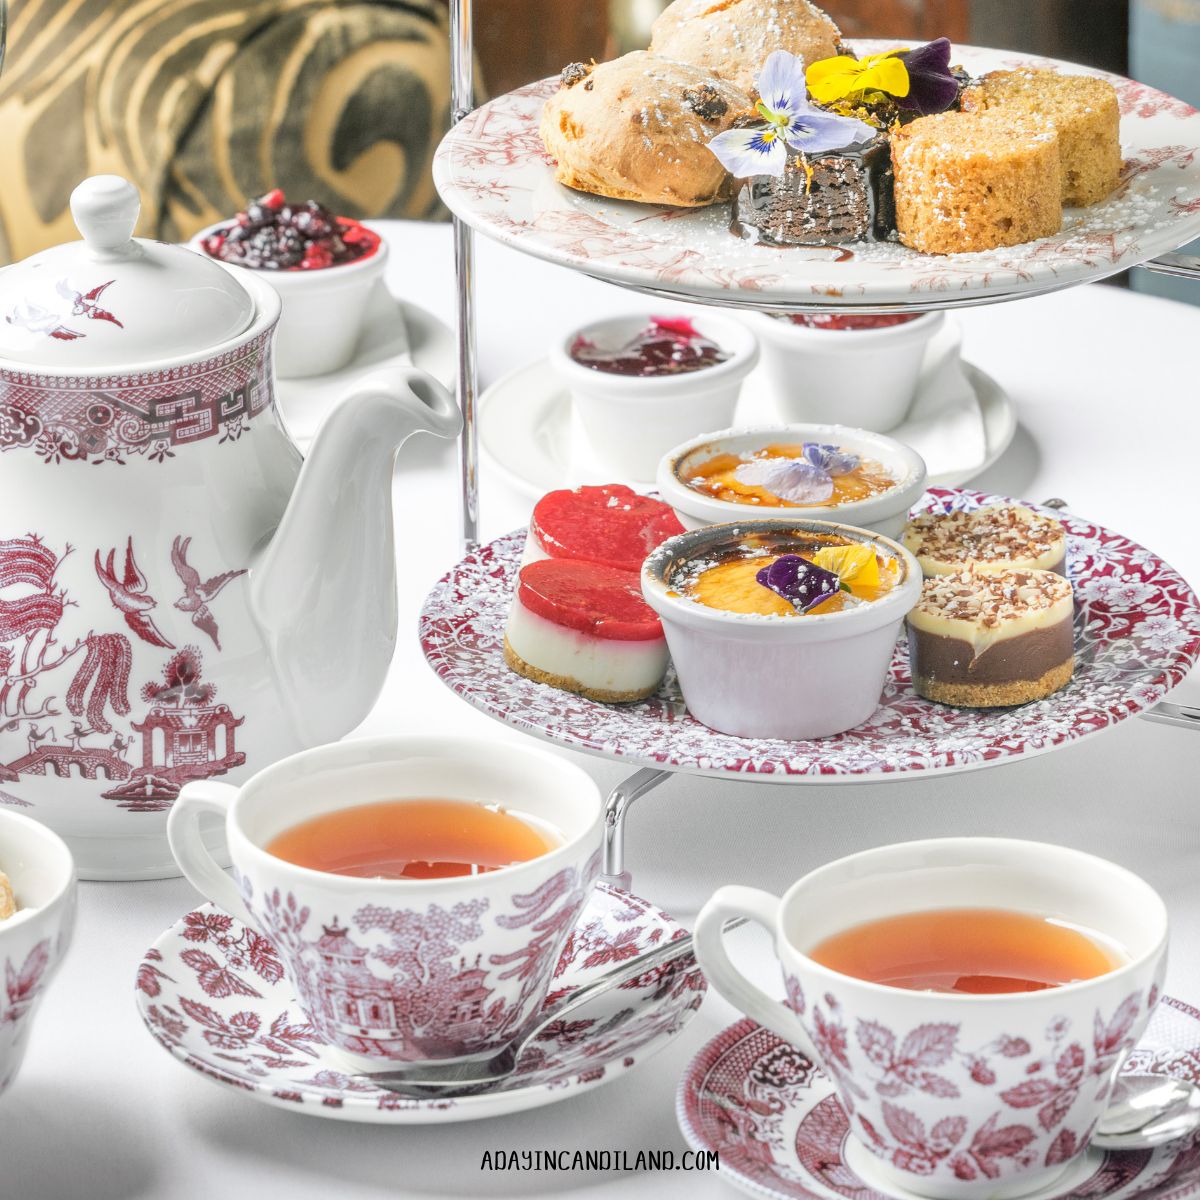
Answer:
0 870 15 921
682 83 729 122
560 61 593 90
915 567 1072 629
905 505 1064 564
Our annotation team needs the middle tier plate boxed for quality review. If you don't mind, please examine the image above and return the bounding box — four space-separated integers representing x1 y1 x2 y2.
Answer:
419 489 1200 783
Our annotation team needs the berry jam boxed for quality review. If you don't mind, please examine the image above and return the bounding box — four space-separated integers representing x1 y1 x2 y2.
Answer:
570 318 729 377
200 189 379 270
783 313 921 331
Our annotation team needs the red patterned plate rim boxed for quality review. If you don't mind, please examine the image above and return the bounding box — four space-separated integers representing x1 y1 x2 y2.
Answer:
433 43 1200 310
676 998 1200 1200
418 488 1200 782
133 881 705 1124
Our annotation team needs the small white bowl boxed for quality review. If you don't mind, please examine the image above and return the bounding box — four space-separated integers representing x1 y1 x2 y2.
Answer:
746 310 944 431
657 423 927 540
642 520 922 740
551 313 759 481
192 219 388 379
0 810 75 1095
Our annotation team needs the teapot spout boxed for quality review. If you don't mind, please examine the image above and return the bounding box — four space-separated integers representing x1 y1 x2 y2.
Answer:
250 366 460 745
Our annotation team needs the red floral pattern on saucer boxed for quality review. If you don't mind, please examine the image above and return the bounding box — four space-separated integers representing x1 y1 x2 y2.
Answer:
433 43 1200 310
134 883 704 1124
676 999 1200 1200
419 489 1200 782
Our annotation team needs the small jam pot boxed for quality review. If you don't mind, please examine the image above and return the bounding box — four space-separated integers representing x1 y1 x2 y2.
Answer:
193 205 387 380
642 521 921 741
551 313 759 482
746 309 944 431
657 423 927 539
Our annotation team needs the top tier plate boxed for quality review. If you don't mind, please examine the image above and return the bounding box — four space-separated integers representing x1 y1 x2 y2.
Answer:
433 43 1200 311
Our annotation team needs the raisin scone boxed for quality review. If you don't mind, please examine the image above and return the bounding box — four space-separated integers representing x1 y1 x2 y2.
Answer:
649 0 841 95
540 52 751 207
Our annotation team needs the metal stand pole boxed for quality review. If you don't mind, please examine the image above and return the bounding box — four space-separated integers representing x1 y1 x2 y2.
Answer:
600 767 673 891
450 0 479 547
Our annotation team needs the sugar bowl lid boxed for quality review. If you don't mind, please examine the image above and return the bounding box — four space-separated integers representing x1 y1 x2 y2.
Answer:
0 175 255 370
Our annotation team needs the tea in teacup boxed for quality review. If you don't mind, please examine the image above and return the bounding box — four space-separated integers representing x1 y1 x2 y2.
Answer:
265 798 560 880
808 907 1124 994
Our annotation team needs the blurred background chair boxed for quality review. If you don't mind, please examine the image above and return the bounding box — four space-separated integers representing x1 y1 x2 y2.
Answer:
0 0 455 262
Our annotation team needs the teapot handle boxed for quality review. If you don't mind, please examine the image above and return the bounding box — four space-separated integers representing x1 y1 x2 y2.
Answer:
167 781 253 924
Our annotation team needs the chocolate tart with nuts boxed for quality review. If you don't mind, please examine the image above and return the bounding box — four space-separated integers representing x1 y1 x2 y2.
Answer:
907 567 1074 707
902 505 1067 578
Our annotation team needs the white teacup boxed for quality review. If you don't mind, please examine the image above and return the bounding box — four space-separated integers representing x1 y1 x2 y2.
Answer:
0 810 76 1095
168 736 603 1070
694 838 1168 1200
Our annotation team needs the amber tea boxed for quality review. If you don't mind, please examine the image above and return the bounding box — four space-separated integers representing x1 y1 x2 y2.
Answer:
265 798 559 880
808 907 1124 994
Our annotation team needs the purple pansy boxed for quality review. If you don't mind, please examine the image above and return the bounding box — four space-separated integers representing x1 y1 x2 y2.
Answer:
756 554 841 612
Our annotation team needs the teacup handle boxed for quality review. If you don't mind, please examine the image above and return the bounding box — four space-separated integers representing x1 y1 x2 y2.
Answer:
167 781 253 924
694 885 823 1064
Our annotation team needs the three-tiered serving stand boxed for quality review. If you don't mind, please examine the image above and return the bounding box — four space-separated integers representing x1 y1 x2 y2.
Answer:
437 5 1200 886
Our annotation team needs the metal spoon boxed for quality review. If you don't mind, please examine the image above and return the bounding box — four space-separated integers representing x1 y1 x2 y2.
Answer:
1092 1074 1200 1151
358 920 735 1097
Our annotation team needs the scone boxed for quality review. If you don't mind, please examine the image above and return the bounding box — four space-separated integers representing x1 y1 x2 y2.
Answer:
650 0 840 95
539 53 751 207
0 870 15 921
907 567 1074 707
902 506 1067 578
963 69 1121 206
891 111 1062 254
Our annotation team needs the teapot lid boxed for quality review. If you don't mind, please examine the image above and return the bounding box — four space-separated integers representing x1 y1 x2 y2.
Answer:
0 175 255 370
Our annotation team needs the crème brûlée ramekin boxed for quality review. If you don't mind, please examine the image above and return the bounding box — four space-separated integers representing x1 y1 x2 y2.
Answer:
641 521 922 740
657 423 927 540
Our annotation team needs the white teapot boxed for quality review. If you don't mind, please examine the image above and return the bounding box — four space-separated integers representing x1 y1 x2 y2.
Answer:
0 176 460 879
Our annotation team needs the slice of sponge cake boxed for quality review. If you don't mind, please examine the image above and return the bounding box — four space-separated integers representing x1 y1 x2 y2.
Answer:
891 111 1063 254
963 69 1122 206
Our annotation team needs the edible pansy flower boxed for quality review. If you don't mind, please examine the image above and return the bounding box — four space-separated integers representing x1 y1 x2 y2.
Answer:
802 443 860 475
707 50 874 178
806 39 958 116
733 457 834 504
811 543 881 589
756 554 841 613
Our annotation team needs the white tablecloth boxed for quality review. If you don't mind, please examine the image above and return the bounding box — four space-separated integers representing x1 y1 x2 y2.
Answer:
8 223 1200 1200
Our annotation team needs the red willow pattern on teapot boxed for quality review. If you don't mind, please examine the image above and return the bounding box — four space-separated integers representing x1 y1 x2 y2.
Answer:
0 327 273 465
0 529 248 813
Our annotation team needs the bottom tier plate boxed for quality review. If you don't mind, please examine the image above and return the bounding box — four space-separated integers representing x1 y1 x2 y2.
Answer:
419 489 1200 782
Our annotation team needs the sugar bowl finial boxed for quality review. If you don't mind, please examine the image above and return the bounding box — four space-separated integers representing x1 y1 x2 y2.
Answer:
70 175 141 257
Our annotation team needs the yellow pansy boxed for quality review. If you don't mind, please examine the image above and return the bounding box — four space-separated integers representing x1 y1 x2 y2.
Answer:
806 51 911 106
812 544 881 589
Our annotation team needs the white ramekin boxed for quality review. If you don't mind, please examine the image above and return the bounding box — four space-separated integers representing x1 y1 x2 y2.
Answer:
192 220 388 379
657 423 927 539
641 520 921 740
0 810 76 1095
746 310 944 431
551 313 760 481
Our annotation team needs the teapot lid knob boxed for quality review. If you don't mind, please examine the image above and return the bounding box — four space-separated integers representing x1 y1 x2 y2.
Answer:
70 175 141 256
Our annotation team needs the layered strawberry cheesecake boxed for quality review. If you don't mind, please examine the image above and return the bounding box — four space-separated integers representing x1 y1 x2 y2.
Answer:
902 505 1067 577
504 559 668 702
907 567 1074 707
523 485 684 573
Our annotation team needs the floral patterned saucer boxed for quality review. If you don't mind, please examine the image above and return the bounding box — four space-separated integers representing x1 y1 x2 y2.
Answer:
433 43 1200 311
419 489 1200 782
134 882 704 1124
677 999 1200 1200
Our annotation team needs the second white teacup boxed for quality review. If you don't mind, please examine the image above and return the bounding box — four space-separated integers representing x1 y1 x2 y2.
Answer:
168 736 603 1070
695 838 1168 1200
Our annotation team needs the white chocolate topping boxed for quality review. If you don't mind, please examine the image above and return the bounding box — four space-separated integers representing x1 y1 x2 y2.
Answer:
907 566 1073 652
903 505 1066 576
